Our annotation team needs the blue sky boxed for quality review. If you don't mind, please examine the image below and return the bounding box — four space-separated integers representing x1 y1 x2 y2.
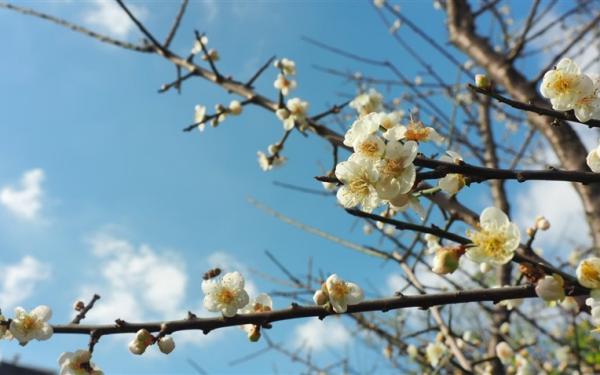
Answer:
0 0 596 374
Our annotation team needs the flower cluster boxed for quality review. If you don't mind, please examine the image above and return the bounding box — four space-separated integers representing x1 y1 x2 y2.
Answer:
8 305 53 346
128 328 175 356
466 207 520 266
277 97 309 131
335 104 445 213
540 58 600 123
58 350 104 375
273 58 297 96
313 274 364 313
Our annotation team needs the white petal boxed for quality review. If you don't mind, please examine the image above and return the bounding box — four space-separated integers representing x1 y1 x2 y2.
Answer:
479 207 509 228
222 271 245 291
32 305 52 322
587 148 600 172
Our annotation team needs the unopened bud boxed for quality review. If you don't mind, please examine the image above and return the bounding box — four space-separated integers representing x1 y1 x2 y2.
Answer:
535 216 550 231
432 247 463 275
73 301 85 311
247 325 261 342
475 74 491 90
157 336 175 354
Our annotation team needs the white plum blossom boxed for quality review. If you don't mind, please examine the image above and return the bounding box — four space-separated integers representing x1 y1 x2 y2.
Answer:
385 119 444 144
475 74 491 89
128 329 153 355
274 73 297 96
535 274 565 302
343 112 381 148
389 192 426 219
576 257 600 289
438 151 466 196
194 105 207 131
282 97 308 131
586 140 600 172
540 58 594 112
58 350 103 375
240 293 273 341
424 233 441 254
426 341 447 367
9 305 53 346
202 271 250 317
495 341 514 365
335 157 380 212
375 140 417 200
157 336 175 354
228 100 243 115
352 134 386 160
313 274 364 313
349 89 383 116
466 207 520 266
274 58 296 76
407 344 418 358
572 81 600 122
257 151 287 172
190 35 208 55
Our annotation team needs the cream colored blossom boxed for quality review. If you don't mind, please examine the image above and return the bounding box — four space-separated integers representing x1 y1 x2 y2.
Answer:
495 341 514 365
389 192 425 219
274 58 296 76
407 344 418 358
202 271 250 317
466 207 520 265
573 80 600 122
257 151 286 172
228 100 243 115
586 140 600 172
576 257 600 289
241 293 272 340
283 97 308 131
274 73 297 96
335 157 380 212
426 341 447 367
386 119 444 144
475 74 490 89
540 58 593 111
375 140 418 200
314 274 364 313
349 89 383 116
9 305 53 346
438 151 466 196
432 247 462 275
352 134 386 160
194 105 207 131
157 336 175 354
344 112 381 148
58 350 103 375
535 274 565 302
128 329 153 355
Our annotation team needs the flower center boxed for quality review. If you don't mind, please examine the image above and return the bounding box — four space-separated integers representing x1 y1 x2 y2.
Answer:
471 229 507 257
329 281 349 298
348 173 371 197
549 72 575 95
21 315 37 331
405 122 430 141
358 140 379 156
382 159 404 176
217 288 235 305
581 262 600 282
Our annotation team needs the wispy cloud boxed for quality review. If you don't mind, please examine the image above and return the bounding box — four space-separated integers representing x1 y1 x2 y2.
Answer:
0 256 51 310
0 168 44 220
292 318 351 351
82 0 148 38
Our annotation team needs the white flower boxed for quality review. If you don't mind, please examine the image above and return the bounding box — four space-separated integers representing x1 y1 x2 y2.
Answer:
373 0 385 8
283 97 309 131
202 271 250 317
194 105 207 131
257 151 287 172
344 112 382 148
466 207 521 265
352 134 386 160
407 344 418 358
58 350 103 375
274 58 296 76
426 341 447 367
495 341 514 365
572 80 600 122
438 151 466 196
375 140 417 200
274 74 297 96
241 293 273 340
202 48 219 61
576 257 600 289
335 157 381 212
586 140 600 172
475 74 491 89
314 274 364 313
157 336 175 354
9 305 53 346
535 274 565 302
228 100 243 115
349 89 383 116
128 329 153 355
389 192 426 219
561 296 580 313
387 119 444 144
540 58 593 111
190 35 208 54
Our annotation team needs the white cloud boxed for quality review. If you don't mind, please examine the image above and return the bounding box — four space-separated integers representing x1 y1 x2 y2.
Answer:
292 318 351 351
0 169 44 220
82 0 148 38
0 256 51 310
81 233 188 323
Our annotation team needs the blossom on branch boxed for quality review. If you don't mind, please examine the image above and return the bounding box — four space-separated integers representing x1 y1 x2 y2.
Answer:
438 151 466 196
274 73 297 96
202 271 250 317
335 157 380 212
240 293 273 341
282 97 308 131
313 274 363 313
9 305 53 346
586 141 600 173
576 257 600 289
274 58 296 76
466 207 520 266
349 89 383 116
535 274 565 302
58 350 103 375
128 329 153 355
157 336 175 354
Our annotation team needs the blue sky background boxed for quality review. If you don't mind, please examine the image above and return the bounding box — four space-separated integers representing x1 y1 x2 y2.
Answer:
0 0 596 374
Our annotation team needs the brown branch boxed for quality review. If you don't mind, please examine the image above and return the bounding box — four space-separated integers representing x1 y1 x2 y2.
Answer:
163 0 188 49
71 294 101 325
